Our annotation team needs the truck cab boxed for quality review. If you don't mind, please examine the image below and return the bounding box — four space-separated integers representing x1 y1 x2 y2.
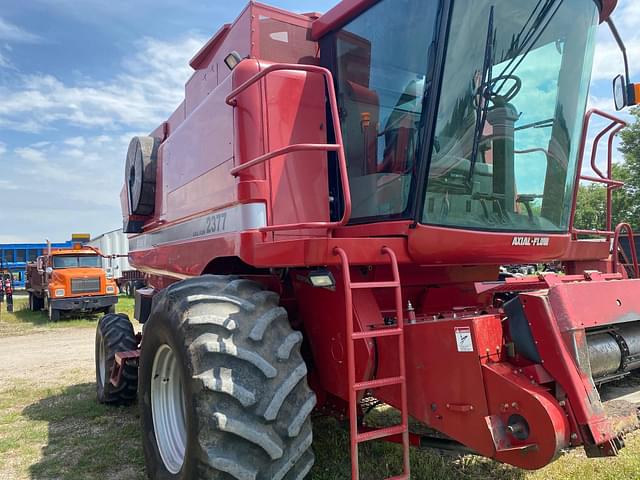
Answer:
26 245 119 321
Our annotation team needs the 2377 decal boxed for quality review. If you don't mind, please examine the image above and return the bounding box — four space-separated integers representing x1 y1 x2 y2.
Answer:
193 212 228 238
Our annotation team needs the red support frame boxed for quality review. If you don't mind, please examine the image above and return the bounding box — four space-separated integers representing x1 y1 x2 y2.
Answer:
226 63 352 234
612 222 640 277
109 350 140 387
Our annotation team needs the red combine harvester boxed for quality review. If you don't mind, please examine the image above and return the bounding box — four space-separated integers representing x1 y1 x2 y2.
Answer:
96 0 640 478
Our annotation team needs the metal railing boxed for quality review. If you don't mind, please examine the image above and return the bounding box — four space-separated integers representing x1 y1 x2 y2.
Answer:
226 63 352 234
612 223 640 278
570 108 627 237
568 108 639 277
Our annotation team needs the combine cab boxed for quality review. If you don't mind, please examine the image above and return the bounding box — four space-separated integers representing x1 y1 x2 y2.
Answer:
97 0 640 478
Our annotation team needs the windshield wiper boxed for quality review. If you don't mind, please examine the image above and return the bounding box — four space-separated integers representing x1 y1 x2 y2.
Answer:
494 0 564 96
467 6 495 185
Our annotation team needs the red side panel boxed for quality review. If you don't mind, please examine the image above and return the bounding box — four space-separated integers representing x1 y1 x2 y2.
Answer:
264 69 330 238
408 224 570 265
162 74 236 224
373 315 569 469
293 271 379 400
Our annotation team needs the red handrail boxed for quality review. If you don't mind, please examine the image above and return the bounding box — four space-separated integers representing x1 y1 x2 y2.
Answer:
612 223 640 278
226 63 352 234
570 109 627 237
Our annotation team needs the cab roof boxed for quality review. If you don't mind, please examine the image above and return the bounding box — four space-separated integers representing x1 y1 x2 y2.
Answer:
311 0 617 40
50 248 100 256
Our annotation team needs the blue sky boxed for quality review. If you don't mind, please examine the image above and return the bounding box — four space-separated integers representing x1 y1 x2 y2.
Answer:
0 0 638 242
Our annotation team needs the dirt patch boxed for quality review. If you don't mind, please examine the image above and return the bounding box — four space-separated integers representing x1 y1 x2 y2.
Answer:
0 328 96 389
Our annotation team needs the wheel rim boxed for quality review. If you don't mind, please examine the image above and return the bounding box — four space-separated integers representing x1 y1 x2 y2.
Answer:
98 334 106 387
151 344 187 474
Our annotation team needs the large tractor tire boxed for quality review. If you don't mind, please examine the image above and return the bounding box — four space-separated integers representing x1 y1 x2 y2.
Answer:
125 136 159 216
95 313 139 404
139 275 316 480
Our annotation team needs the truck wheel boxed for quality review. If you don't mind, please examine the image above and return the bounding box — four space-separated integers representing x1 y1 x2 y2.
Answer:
48 300 60 322
28 293 34 311
139 275 316 480
95 313 139 404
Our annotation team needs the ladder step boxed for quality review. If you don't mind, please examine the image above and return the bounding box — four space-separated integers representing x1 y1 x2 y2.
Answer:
357 425 406 443
351 281 399 289
352 328 402 340
354 376 404 391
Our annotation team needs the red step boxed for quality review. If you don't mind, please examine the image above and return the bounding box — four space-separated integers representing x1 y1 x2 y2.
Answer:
354 376 404 391
357 425 406 443
352 328 402 340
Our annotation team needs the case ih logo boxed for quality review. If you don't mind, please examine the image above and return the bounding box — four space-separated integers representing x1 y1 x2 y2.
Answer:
511 236 550 247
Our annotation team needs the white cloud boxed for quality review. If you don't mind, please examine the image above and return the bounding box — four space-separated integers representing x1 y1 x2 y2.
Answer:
592 2 640 82
64 137 86 147
15 146 47 164
0 233 25 243
0 134 138 240
0 35 204 133
0 33 206 241
0 51 11 69
0 17 41 43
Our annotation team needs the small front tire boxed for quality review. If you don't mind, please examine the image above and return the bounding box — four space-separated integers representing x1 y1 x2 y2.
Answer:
48 301 60 322
95 313 139 404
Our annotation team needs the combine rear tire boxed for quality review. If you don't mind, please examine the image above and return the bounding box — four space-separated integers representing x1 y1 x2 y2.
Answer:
139 275 316 479
95 313 139 404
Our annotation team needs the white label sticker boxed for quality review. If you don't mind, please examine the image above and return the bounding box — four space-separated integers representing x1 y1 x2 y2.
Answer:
455 327 474 352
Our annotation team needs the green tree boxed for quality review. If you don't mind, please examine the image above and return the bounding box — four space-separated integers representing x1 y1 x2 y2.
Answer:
617 106 640 229
574 183 605 231
574 164 632 231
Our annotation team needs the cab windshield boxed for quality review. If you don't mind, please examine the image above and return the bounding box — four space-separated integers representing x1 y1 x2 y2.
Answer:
423 0 599 232
53 255 101 269
330 0 440 220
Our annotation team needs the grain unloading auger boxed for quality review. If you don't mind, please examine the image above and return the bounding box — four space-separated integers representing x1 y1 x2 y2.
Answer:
94 0 640 478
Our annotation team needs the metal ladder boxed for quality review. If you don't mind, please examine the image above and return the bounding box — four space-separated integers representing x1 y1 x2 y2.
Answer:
334 246 411 480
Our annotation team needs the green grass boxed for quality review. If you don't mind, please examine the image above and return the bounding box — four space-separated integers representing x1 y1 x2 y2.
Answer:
0 295 135 337
2 296 640 479
0 379 144 479
2 375 640 480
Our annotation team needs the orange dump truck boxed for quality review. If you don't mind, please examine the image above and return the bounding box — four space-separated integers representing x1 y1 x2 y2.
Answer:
26 245 119 321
